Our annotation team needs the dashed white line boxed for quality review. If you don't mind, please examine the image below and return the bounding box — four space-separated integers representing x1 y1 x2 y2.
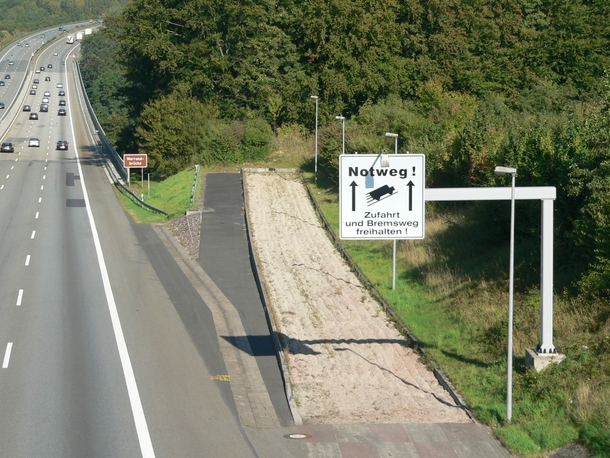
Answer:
40 185 44 190
31 230 36 239
2 343 13 368
16 289 23 306
35 212 39 219
25 255 30 266
38 197 42 203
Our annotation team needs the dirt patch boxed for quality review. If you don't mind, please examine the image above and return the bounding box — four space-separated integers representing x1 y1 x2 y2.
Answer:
243 171 470 424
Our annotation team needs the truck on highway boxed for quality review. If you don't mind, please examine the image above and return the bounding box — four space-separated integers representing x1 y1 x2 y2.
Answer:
76 32 83 41
66 35 74 44
85 28 92 36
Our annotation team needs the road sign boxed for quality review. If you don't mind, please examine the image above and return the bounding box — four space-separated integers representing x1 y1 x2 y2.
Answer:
123 153 148 168
339 154 425 240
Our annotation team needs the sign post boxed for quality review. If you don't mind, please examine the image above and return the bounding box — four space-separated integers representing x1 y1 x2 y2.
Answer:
123 154 148 187
339 153 426 240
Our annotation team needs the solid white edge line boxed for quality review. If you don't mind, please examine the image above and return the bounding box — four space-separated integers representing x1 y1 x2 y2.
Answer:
67 56 156 458
2 343 13 368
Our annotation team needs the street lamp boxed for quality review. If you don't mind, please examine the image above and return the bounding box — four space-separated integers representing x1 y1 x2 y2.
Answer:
311 95 319 183
336 115 345 155
385 133 399 290
495 165 517 422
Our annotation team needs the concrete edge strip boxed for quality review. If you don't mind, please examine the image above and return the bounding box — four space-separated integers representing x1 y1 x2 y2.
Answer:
151 224 279 428
241 171 303 426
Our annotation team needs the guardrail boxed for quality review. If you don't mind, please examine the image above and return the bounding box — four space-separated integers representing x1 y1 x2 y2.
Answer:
73 60 168 216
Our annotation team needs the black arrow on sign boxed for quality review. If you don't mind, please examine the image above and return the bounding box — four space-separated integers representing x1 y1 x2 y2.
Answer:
406 181 415 211
350 181 358 211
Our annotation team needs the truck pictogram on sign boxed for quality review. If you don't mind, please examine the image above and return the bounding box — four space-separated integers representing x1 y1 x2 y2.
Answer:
339 154 426 240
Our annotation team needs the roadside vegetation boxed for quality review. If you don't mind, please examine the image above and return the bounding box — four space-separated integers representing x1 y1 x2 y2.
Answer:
77 1 610 456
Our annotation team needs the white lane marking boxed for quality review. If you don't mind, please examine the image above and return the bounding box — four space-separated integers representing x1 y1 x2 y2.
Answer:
43 175 46 179
1 185 3 190
40 185 44 190
5 175 9 179
71 107 156 456
38 197 42 203
11 166 14 170
31 230 36 239
2 343 13 368
35 212 39 219
16 290 23 306
25 255 30 266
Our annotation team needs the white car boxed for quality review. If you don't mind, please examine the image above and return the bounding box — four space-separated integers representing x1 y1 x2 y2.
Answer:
28 138 40 147
42 97 49 103
43 91 51 97
56 83 63 88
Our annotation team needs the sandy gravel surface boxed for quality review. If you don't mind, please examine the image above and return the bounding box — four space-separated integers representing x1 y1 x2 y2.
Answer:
243 171 470 424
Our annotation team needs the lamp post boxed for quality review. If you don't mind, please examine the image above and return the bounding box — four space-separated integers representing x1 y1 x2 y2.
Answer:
385 133 399 290
311 95 319 184
494 165 517 422
336 115 345 155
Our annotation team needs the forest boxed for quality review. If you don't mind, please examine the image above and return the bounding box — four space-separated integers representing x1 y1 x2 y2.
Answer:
0 0 124 45
75 0 610 456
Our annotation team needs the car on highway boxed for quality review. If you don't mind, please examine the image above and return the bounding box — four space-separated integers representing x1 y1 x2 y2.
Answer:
23 104 31 111
42 97 49 103
57 83 63 88
58 90 65 96
45 76 51 81
44 91 51 97
8 60 13 65
28 138 40 147
32 84 38 89
53 52 58 56
4 74 10 79
47 63 53 68
0 102 4 109
35 69 40 73
39 66 45 72
56 140 68 150
34 78 39 84
58 99 66 106
25 43 29 47
0 81 4 86
29 112 39 120
30 89 36 95
40 104 48 112
58 108 67 116
1 142 14 152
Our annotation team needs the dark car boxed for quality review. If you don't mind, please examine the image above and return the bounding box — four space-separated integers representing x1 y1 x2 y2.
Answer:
33 78 39 84
0 102 4 109
30 89 36 95
58 100 66 106
58 108 67 116
47 63 53 68
29 112 38 120
45 76 51 82
0 81 4 86
56 140 68 150
39 66 45 72
58 90 65 96
4 74 10 79
40 104 49 112
23 104 31 111
1 142 14 153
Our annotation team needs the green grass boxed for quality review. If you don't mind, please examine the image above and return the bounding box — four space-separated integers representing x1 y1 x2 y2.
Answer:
116 168 201 223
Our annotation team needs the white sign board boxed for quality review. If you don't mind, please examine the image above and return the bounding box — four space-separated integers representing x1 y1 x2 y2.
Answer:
339 154 425 240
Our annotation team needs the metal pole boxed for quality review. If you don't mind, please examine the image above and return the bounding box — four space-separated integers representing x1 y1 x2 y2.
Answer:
311 96 319 184
385 133 399 290
336 115 346 155
507 171 516 421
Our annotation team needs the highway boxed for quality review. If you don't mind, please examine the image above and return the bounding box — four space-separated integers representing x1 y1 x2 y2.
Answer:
0 29 260 457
